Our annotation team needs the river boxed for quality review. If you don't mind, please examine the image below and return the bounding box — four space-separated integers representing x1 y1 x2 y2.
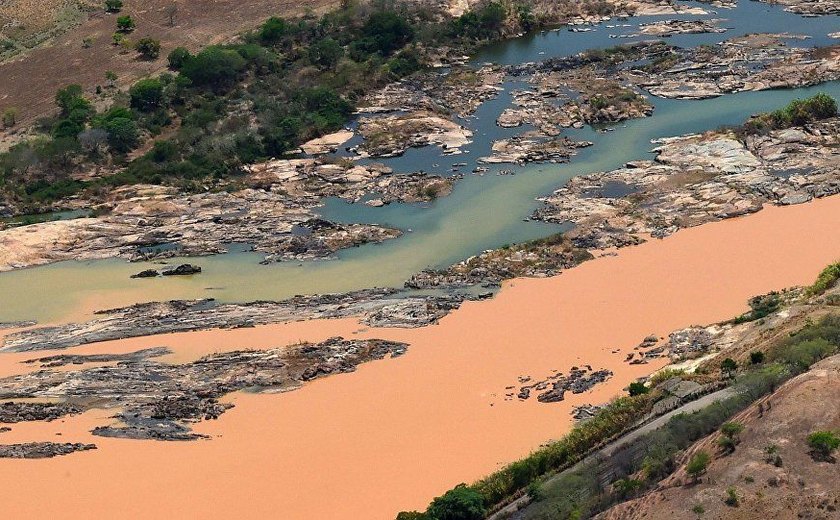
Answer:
0 1 837 325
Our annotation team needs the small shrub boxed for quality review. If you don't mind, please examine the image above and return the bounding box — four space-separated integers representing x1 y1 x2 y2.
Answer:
807 430 840 461
721 358 737 377
720 422 744 440
628 381 649 397
744 475 754 483
691 504 705 515
104 0 123 12
807 262 840 296
686 451 710 482
116 15 135 33
2 107 17 128
750 351 765 365
135 37 161 59
724 487 739 507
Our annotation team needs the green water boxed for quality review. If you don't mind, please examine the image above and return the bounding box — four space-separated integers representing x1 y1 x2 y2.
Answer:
1 1 837 324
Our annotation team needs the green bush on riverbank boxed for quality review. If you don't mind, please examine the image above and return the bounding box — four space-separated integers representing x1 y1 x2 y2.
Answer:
740 93 837 136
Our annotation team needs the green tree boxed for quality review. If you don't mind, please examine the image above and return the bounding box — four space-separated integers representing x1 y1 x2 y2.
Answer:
426 484 486 520
308 37 343 69
806 431 840 461
104 0 123 12
685 451 710 483
749 351 765 365
55 84 85 114
102 116 139 152
167 47 191 70
259 16 287 43
129 78 164 111
116 15 135 33
721 358 737 378
359 11 414 56
135 37 161 59
180 46 247 90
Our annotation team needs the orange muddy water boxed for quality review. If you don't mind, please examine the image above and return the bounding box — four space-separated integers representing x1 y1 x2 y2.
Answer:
1 196 840 519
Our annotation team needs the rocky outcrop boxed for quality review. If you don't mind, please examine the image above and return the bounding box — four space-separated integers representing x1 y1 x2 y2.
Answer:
406 233 593 290
481 134 593 164
507 366 614 404
0 185 404 271
359 65 504 118
0 402 83 422
161 264 201 276
355 111 473 157
22 347 171 368
535 118 840 248
0 337 407 441
0 442 97 458
754 0 839 15
636 18 727 37
630 36 840 100
0 290 463 352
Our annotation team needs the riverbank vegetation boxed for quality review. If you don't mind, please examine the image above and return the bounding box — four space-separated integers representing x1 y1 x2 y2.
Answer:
739 92 837 136
397 271 840 519
0 0 632 215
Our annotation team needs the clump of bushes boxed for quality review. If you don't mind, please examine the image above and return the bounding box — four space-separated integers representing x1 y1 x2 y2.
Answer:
806 430 839 462
806 262 840 297
740 93 837 136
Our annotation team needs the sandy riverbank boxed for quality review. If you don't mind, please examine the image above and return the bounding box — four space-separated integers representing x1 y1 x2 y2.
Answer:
1 195 840 519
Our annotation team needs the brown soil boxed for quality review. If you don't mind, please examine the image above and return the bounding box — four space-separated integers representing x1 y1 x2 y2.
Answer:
598 354 840 520
0 0 337 131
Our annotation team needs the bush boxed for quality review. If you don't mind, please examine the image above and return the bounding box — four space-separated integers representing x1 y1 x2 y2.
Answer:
259 16 288 44
2 107 17 128
358 11 415 56
426 484 486 520
750 351 765 365
308 37 343 69
135 37 161 59
721 358 737 377
807 262 840 296
724 487 739 507
628 381 649 396
685 451 710 482
806 431 840 460
180 46 247 90
734 292 781 323
741 93 837 136
167 47 192 70
104 0 123 12
129 78 164 111
720 422 744 440
116 15 135 32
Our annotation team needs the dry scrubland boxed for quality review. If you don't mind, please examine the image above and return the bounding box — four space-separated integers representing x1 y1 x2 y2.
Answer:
0 0 339 129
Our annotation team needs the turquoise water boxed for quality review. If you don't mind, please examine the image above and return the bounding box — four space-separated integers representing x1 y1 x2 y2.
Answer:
0 2 837 323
